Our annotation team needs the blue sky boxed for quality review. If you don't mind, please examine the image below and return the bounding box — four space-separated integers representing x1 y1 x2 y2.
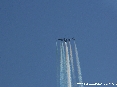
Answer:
0 0 117 87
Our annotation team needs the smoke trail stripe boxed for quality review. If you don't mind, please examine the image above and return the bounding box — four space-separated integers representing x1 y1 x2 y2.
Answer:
62 42 67 87
74 41 83 87
65 42 72 87
69 42 77 87
60 42 64 87
56 42 60 87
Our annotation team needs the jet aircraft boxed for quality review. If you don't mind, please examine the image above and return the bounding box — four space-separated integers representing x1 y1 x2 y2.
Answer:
58 38 75 42
72 37 75 40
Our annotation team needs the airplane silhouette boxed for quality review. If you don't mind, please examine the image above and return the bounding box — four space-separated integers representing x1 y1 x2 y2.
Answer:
58 37 75 42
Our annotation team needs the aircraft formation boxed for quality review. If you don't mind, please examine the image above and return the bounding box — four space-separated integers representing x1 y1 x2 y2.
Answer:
58 37 75 42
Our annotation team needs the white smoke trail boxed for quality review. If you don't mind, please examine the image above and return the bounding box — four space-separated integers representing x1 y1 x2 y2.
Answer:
60 42 64 87
58 40 83 87
56 42 59 87
65 42 72 87
60 42 68 87
74 41 83 87
68 42 77 87
61 42 67 87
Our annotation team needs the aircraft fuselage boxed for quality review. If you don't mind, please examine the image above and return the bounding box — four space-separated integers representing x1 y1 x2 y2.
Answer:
58 38 75 42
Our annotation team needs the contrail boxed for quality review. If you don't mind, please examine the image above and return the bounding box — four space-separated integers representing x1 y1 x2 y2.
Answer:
68 42 77 87
56 42 60 87
60 42 64 87
65 42 72 87
57 39 83 87
61 42 67 87
74 41 83 87
60 42 67 87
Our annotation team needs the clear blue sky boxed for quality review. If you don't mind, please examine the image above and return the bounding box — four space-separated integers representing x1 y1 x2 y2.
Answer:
0 0 117 87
